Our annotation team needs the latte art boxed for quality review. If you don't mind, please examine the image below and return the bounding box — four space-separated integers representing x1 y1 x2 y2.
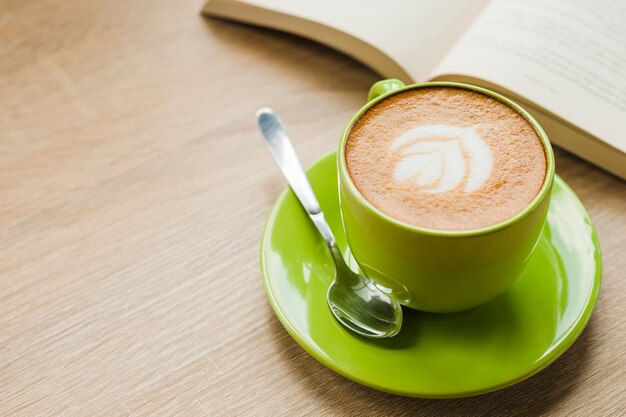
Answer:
390 125 493 194
345 86 547 230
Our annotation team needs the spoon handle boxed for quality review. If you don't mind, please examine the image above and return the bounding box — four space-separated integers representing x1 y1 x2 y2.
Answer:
256 107 337 248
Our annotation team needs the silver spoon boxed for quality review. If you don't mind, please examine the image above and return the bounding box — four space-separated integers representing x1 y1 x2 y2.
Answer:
256 108 403 338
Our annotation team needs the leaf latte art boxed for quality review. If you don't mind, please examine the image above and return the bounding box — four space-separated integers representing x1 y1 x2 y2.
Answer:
390 125 493 194
344 86 547 230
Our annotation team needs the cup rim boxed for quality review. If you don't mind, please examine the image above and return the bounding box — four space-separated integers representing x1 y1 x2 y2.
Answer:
338 81 556 238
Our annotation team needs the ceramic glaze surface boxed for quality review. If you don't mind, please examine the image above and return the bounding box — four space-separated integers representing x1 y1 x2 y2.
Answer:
341 81 555 310
261 152 601 398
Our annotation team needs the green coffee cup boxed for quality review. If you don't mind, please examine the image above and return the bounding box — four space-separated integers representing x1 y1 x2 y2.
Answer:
337 80 555 312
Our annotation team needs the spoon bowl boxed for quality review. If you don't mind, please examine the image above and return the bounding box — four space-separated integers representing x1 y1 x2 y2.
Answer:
327 272 403 338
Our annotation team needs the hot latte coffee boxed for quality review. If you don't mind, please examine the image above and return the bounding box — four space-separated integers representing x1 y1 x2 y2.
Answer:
345 86 547 231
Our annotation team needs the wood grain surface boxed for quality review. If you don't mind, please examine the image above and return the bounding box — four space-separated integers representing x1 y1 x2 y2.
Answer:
0 0 624 415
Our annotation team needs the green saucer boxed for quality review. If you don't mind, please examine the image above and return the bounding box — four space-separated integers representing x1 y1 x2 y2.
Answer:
261 152 601 398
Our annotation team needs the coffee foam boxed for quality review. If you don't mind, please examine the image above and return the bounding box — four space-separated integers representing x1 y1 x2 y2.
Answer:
345 87 547 231
391 124 493 194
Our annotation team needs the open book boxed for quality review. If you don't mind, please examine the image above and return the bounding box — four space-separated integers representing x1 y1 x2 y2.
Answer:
204 0 626 179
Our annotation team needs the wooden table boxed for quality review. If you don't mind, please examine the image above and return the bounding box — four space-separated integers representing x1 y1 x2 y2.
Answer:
1 0 624 415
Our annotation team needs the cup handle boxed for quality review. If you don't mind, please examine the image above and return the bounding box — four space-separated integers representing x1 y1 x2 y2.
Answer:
367 79 406 102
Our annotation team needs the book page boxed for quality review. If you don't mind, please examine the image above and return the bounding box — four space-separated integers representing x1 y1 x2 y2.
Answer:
431 0 626 153
221 0 488 81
